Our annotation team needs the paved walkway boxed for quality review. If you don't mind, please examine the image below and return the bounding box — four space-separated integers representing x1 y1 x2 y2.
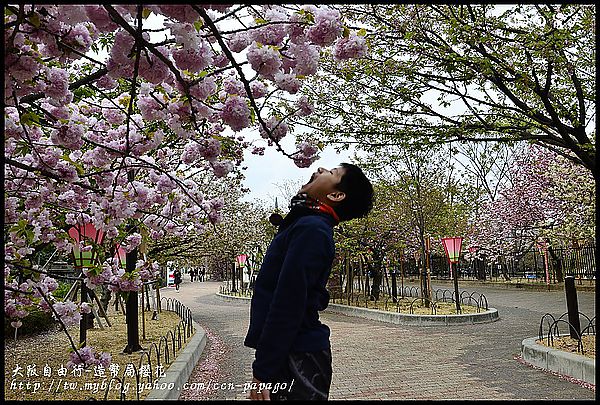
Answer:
160 277 595 400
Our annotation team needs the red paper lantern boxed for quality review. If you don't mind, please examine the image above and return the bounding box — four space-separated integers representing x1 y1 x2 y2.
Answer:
68 223 104 268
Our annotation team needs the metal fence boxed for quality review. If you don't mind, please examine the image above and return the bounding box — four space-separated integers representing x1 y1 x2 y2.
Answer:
396 245 596 283
89 297 195 400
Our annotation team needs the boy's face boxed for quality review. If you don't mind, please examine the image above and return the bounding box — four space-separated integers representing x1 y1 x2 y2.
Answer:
299 166 347 206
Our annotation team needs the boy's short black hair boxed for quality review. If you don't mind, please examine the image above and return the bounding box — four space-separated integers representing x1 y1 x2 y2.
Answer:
334 163 374 221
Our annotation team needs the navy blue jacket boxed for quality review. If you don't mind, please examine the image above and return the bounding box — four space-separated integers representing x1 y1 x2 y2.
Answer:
243 207 336 382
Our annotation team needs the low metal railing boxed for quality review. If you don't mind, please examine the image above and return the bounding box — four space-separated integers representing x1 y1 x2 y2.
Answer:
88 297 195 400
538 312 595 355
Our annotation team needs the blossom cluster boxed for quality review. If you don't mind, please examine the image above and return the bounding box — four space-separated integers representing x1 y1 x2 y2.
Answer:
4 4 367 368
4 274 60 329
52 301 88 327
66 345 112 369
293 142 320 168
467 145 595 255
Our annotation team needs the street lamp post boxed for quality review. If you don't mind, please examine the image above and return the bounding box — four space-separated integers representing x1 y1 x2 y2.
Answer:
442 236 463 313
424 236 432 305
68 223 104 346
390 257 398 303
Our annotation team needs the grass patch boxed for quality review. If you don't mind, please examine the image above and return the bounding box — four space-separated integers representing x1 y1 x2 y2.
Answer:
4 306 190 401
4 309 56 336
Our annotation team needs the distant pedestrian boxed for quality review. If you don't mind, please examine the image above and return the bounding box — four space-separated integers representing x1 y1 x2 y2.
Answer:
190 268 196 282
200 268 206 282
174 269 182 291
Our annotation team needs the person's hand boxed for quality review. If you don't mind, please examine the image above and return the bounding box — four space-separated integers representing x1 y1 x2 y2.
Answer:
248 377 270 401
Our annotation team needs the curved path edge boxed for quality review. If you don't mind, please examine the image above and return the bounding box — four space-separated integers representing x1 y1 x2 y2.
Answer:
520 336 596 385
145 319 208 400
215 292 499 326
326 302 499 326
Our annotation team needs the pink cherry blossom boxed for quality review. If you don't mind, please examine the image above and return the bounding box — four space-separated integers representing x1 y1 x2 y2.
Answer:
52 301 82 326
333 33 367 60
198 138 222 161
190 76 217 100
251 146 265 155
85 5 120 33
66 345 112 369
172 42 214 73
102 100 126 125
227 31 251 53
139 48 172 84
95 74 118 89
274 72 301 94
247 43 282 80
223 77 246 95
211 160 233 178
290 43 320 76
220 95 251 132
181 141 200 164
106 30 136 79
53 5 89 25
50 123 85 150
250 81 267 98
158 5 199 23
252 7 288 46
3 5 367 370
259 117 288 143
138 96 165 121
306 7 343 46
212 53 230 68
287 12 308 44
61 23 95 58
295 96 314 116
45 67 73 105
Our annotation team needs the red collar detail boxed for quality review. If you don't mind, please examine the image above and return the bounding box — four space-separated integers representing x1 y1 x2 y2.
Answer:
317 201 340 224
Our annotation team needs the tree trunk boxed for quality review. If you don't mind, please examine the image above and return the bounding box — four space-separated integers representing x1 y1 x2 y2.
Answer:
79 281 93 345
369 250 383 301
547 245 564 283
123 243 143 354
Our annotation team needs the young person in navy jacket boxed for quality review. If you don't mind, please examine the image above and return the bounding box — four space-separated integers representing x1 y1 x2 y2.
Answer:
245 163 374 401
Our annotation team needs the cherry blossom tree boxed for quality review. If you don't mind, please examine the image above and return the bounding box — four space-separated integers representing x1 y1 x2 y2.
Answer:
4 4 366 366
148 184 275 280
467 145 595 261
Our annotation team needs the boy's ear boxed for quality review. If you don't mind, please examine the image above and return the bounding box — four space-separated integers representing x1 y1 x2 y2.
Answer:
326 191 346 203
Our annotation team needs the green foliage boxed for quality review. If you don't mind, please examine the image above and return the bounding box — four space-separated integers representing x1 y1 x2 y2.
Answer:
51 281 73 300
299 4 596 177
4 309 57 336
